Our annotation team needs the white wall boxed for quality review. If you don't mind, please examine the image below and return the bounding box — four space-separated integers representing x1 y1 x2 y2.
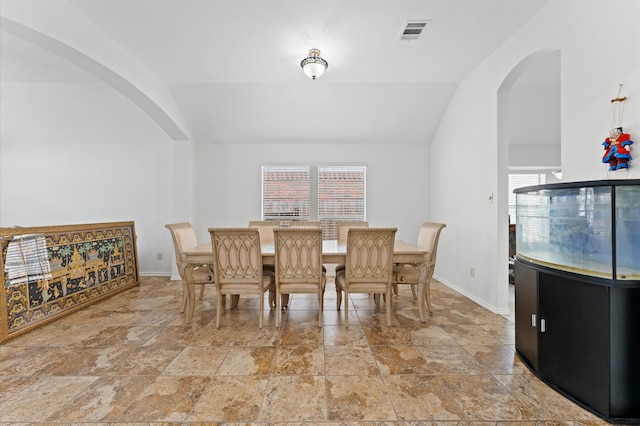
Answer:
430 0 640 313
0 81 181 275
0 80 431 276
193 142 430 245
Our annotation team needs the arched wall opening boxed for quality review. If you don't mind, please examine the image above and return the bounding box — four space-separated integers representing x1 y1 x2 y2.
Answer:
497 49 561 316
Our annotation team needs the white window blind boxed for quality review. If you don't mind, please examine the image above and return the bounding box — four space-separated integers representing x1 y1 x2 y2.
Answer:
318 166 367 240
262 166 310 220
509 173 545 224
261 165 367 239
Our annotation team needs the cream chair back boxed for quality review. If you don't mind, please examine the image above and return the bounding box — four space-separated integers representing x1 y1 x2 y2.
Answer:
417 222 447 263
337 221 369 244
273 227 326 327
209 227 274 328
165 222 199 274
165 222 214 316
337 227 396 326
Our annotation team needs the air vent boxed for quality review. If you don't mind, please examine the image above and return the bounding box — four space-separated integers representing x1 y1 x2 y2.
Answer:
399 20 431 41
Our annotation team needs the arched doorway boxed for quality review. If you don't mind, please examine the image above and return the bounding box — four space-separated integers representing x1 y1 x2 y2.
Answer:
497 49 561 319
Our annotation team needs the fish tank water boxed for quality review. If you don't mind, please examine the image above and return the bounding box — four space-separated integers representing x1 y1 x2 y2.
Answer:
515 180 640 281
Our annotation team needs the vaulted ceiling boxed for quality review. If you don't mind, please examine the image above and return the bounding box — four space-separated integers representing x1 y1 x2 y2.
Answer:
1 0 551 145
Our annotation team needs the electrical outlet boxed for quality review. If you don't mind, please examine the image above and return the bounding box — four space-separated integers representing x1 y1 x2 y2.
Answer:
470 267 475 277
157 253 163 261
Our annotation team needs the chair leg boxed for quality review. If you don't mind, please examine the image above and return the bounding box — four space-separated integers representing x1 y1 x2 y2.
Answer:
216 291 223 329
258 290 264 329
181 282 188 313
344 289 349 328
336 288 342 310
231 294 240 309
410 284 417 299
392 282 398 295
276 289 281 328
317 290 323 328
386 288 392 326
198 284 205 300
373 293 381 308
269 289 275 310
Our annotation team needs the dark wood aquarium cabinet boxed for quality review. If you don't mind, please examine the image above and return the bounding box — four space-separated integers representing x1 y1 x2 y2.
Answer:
513 179 640 424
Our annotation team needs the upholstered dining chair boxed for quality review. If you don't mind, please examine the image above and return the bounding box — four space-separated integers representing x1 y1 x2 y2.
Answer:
209 228 275 328
334 221 369 275
165 223 214 312
392 222 446 315
273 227 326 328
335 227 397 327
249 221 325 310
249 223 277 248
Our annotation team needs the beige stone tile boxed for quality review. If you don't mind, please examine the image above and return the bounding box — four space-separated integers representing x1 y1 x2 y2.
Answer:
1 276 607 424
0 346 48 376
407 325 458 346
494 373 603 421
479 322 516 345
415 345 485 375
324 345 378 376
326 375 396 421
141 324 208 347
271 344 325 375
439 324 503 346
162 346 231 375
216 346 276 375
280 325 323 345
259 376 327 422
428 307 478 326
383 374 465 421
45 375 155 422
283 307 324 327
110 346 183 376
0 376 98 422
188 376 269 422
0 375 43 404
190 323 252 346
371 345 431 375
363 323 412 345
439 374 537 421
462 344 528 375
323 325 369 346
113 375 210 422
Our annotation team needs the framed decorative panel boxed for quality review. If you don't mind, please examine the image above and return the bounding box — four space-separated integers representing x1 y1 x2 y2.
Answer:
0 221 139 343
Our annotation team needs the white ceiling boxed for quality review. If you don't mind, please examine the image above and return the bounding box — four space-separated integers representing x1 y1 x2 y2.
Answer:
1 0 551 144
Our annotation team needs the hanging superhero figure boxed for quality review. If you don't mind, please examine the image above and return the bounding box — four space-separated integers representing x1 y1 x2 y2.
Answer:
602 127 633 171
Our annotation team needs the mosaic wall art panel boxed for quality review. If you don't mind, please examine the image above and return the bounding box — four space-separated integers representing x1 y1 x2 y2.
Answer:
0 221 139 342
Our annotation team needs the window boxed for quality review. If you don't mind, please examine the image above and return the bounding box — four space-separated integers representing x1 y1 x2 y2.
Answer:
262 166 310 220
262 165 366 239
508 173 545 224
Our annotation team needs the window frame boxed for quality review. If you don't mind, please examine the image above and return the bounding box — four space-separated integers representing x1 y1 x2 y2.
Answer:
261 164 367 239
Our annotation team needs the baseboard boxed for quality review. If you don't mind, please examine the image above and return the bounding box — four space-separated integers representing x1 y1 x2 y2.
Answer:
433 275 510 315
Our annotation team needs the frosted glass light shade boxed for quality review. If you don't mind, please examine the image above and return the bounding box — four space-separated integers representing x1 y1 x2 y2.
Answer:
300 49 328 80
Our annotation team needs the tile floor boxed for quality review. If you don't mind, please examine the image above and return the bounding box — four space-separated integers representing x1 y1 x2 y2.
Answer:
0 276 609 425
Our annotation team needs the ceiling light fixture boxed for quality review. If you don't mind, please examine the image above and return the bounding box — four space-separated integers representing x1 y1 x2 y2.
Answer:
300 48 328 80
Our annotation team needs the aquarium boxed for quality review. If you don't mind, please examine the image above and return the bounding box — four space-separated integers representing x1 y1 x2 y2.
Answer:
515 180 640 281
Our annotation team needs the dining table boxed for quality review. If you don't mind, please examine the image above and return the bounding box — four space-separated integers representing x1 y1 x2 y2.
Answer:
182 239 432 324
